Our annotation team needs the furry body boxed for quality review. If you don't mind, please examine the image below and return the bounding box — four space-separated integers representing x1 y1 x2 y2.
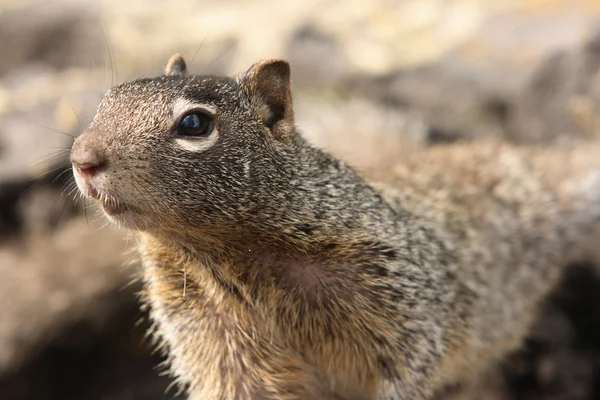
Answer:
71 57 600 399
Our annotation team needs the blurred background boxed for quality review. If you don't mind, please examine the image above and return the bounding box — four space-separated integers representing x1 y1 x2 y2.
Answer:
2 0 600 399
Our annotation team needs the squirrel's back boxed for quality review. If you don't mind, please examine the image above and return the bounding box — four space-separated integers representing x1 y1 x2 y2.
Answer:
373 141 600 387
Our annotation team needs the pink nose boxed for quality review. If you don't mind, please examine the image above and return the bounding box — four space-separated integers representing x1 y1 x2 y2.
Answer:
71 146 106 178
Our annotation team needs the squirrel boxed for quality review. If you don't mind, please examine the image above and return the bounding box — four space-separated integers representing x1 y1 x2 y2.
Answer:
70 53 600 399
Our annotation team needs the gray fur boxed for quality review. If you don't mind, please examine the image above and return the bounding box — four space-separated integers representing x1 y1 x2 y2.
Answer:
71 57 600 399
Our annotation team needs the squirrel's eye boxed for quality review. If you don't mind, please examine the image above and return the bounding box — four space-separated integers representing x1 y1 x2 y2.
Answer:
176 112 213 138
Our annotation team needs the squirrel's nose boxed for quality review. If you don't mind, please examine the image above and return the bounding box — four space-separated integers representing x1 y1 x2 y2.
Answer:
71 141 106 178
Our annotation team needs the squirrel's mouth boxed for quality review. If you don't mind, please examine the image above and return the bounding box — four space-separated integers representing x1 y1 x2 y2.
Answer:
84 186 129 216
98 192 129 216
72 167 134 218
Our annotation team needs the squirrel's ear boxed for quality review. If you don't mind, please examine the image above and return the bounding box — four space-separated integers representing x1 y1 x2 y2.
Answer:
165 53 187 76
238 59 294 139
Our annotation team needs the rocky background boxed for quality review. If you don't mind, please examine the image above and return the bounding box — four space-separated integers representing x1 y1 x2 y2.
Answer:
1 0 600 399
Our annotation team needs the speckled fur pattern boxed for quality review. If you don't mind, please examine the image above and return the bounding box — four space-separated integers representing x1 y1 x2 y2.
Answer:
71 57 600 399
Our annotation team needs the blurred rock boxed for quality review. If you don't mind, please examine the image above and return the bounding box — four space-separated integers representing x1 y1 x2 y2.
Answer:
510 29 600 143
354 10 600 144
296 96 427 171
0 2 103 76
287 25 351 89
0 283 181 400
0 218 132 374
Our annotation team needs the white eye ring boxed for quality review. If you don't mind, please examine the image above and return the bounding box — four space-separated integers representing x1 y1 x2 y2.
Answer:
172 99 219 151
173 99 217 119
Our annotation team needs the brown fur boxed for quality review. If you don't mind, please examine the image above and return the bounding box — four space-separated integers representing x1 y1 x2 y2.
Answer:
70 56 600 399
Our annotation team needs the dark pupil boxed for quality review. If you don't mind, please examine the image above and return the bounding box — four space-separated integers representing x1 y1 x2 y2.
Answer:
179 113 210 136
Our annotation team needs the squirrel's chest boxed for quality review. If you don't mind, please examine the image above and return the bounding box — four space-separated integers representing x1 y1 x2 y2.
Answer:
144 261 269 394
142 254 382 399
143 257 344 399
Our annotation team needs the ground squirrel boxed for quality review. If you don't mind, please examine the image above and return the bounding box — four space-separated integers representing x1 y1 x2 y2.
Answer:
70 54 600 399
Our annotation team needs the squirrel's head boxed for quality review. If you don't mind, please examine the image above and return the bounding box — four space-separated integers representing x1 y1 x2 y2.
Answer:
70 54 303 236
